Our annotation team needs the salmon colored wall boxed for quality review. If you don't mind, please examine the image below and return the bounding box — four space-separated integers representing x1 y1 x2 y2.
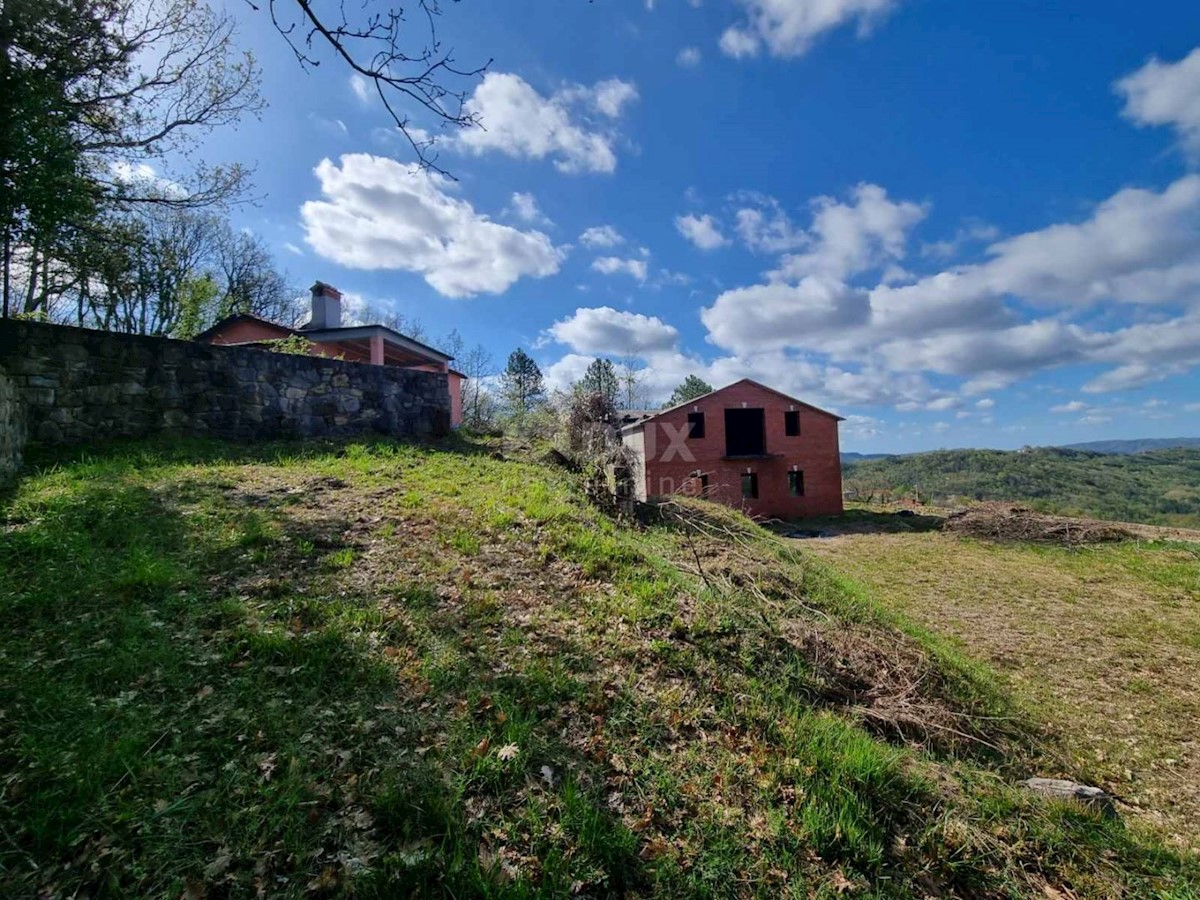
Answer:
634 382 843 519
205 320 293 344
446 373 463 427
411 363 463 426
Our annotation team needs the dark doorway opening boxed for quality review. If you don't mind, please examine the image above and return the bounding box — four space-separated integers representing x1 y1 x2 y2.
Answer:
788 470 805 496
741 472 758 499
725 408 766 456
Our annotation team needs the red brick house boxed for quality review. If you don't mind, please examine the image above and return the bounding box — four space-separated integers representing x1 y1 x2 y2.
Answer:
196 282 465 426
620 379 844 519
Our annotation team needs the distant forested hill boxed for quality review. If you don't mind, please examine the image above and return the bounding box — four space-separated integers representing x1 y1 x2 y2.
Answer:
1058 437 1200 455
842 447 1200 527
839 451 894 463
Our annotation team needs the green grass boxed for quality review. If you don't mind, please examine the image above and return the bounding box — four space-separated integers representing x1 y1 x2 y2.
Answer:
1 437 1198 897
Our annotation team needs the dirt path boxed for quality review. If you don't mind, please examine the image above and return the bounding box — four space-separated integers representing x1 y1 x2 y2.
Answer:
806 531 1200 851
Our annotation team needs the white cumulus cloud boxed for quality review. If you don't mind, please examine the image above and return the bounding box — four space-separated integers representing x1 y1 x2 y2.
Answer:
734 194 807 253
1116 47 1200 158
591 256 649 281
773 183 927 281
1051 401 1089 414
590 78 640 117
701 277 872 355
547 306 680 356
507 191 552 225
675 213 730 250
457 72 637 173
301 154 565 298
701 173 1200 399
579 225 624 248
720 0 901 59
349 74 371 104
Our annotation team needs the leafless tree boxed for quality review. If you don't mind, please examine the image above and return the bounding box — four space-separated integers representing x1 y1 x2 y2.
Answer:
439 328 465 359
78 0 266 208
352 302 427 341
618 359 650 411
457 342 496 429
214 228 298 324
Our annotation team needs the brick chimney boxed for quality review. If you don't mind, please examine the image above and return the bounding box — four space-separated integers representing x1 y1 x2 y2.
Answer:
307 281 342 330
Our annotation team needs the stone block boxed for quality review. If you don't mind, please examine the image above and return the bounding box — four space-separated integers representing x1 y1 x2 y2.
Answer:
36 420 63 442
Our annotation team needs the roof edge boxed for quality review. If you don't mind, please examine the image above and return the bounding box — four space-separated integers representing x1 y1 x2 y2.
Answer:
637 378 845 424
194 314 296 343
196 316 455 363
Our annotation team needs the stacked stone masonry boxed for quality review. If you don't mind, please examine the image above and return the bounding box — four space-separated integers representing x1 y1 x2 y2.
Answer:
0 364 22 479
0 319 451 470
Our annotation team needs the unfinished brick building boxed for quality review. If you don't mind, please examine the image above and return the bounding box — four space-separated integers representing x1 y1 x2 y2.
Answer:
620 379 844 519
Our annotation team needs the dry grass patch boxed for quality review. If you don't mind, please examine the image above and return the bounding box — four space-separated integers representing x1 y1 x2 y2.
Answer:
805 530 1200 850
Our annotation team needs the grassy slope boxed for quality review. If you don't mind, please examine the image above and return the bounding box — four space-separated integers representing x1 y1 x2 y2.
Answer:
843 448 1200 528
1 438 1197 898
805 531 1200 853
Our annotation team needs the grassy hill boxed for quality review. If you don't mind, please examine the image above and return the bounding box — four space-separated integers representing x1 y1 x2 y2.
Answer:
2 438 1198 897
843 447 1200 527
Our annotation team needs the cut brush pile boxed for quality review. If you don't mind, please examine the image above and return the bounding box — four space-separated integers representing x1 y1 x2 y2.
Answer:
943 503 1135 546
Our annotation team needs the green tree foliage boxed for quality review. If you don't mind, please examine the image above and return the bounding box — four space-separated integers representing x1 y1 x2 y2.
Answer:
501 349 545 417
665 375 713 408
174 276 220 341
263 334 317 356
0 0 105 316
1 0 262 320
844 447 1200 527
577 358 619 407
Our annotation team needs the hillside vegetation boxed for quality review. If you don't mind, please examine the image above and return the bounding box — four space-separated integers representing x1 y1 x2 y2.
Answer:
1060 438 1200 455
2 439 1198 897
844 447 1200 527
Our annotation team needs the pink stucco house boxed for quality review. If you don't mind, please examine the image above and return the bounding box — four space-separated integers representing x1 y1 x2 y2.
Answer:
196 282 465 427
620 379 844 520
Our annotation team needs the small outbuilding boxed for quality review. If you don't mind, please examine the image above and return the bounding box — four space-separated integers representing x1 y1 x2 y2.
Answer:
196 282 465 426
620 379 844 519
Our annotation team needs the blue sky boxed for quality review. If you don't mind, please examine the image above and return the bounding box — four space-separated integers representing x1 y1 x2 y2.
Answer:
200 0 1200 451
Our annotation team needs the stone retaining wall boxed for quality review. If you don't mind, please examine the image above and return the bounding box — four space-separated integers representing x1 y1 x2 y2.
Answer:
0 319 451 462
0 364 23 480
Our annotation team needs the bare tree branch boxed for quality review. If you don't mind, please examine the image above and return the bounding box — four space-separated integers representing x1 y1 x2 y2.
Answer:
254 0 489 176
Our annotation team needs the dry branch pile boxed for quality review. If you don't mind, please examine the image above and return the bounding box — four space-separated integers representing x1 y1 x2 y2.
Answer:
653 497 1026 754
943 503 1134 546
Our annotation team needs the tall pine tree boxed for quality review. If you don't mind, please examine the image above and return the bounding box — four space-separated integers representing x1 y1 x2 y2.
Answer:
577 358 619 406
665 375 713 407
500 349 544 416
